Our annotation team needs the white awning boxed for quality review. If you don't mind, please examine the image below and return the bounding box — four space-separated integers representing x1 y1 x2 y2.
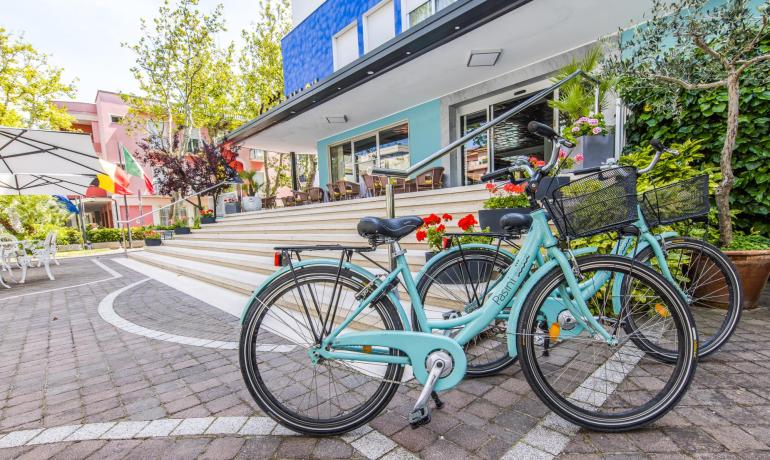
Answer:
0 126 102 196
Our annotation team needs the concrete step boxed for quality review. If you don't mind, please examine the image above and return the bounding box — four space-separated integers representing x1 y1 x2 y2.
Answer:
160 239 428 270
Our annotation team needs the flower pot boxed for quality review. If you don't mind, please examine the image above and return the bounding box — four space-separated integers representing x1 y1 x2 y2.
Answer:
478 208 531 233
200 216 216 224
723 250 770 309
576 134 614 169
242 196 262 212
144 238 162 247
174 227 191 235
224 202 241 214
425 251 486 284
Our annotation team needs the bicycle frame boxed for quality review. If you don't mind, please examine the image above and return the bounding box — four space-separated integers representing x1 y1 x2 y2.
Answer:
299 209 617 390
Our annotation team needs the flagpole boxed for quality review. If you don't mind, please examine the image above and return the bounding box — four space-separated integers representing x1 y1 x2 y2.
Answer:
118 144 133 250
138 189 144 226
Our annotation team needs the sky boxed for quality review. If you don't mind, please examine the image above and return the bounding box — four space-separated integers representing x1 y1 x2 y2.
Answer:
3 0 269 102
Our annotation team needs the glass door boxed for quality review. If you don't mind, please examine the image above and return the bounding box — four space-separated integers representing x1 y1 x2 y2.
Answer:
461 110 489 185
329 142 354 182
354 135 377 178
491 98 554 172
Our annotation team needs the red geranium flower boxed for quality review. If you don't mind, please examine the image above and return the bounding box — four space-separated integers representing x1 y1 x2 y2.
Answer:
485 182 496 191
436 224 446 233
457 214 478 231
423 213 441 226
503 183 525 194
416 229 427 241
442 213 453 221
536 160 546 167
529 156 539 165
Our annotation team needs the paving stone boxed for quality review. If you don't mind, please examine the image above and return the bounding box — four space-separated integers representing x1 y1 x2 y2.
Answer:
134 419 181 438
391 426 438 452
238 416 276 435
314 438 355 459
170 417 214 436
100 420 149 439
204 416 247 435
26 425 79 445
352 430 397 459
276 437 318 459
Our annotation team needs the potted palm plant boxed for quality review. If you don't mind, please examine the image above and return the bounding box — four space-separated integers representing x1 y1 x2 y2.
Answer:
173 219 191 235
239 171 262 212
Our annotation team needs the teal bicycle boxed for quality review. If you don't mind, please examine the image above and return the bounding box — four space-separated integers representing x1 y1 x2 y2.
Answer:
239 122 698 435
415 141 741 376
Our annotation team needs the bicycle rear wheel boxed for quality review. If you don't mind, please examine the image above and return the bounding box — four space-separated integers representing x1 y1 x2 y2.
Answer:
415 248 516 377
627 237 741 359
240 265 405 435
516 255 697 431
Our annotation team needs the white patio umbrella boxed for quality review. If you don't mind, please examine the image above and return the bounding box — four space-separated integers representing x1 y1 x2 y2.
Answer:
0 126 102 196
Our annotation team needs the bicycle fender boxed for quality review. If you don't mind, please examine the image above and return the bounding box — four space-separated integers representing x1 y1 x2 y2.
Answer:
239 259 408 328
505 258 560 359
415 243 516 284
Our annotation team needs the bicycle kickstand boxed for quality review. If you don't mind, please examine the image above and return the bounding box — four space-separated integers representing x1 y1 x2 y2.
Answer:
409 352 451 429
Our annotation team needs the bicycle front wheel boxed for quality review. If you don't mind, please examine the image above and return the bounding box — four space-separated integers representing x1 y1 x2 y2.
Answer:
627 237 742 359
240 265 405 435
516 255 697 432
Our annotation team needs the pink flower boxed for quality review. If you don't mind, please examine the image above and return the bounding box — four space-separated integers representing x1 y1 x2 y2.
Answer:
588 119 599 126
575 153 584 162
559 149 567 159
592 127 602 135
577 117 588 123
571 126 579 133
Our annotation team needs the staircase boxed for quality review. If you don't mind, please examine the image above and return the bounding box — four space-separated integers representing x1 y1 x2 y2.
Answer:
129 184 489 296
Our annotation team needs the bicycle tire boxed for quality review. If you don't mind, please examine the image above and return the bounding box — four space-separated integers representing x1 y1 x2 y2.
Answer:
240 264 405 435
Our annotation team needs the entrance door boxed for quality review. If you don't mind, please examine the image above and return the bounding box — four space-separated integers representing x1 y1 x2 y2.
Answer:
491 98 554 172
354 135 378 178
460 110 489 185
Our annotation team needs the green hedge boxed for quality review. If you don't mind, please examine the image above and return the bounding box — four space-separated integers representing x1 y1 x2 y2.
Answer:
621 38 770 234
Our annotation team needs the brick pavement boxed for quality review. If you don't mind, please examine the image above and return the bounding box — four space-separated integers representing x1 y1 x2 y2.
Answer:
0 255 768 459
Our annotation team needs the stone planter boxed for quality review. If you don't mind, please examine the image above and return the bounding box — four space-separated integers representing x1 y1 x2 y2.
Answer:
225 202 241 215
576 134 614 169
174 227 191 235
242 196 262 212
144 238 162 247
200 216 216 224
425 251 486 284
724 250 770 309
478 208 531 234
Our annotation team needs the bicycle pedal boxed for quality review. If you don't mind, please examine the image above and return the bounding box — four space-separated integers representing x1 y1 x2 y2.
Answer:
431 391 444 409
408 406 431 429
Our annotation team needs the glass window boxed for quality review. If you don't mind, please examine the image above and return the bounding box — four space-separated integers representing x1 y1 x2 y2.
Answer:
365 1 395 52
250 149 265 161
378 124 410 170
491 98 553 172
461 110 489 185
435 0 457 10
329 142 354 182
354 136 377 176
408 1 432 27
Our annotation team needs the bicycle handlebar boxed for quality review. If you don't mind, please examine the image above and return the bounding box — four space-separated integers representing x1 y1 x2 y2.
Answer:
639 139 678 174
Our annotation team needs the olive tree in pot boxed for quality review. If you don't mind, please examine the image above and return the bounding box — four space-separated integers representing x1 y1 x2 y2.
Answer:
609 0 770 303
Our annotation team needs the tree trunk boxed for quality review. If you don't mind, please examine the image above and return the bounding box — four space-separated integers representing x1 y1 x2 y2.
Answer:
716 74 739 247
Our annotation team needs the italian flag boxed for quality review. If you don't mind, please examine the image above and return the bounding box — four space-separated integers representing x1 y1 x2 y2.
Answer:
121 144 155 195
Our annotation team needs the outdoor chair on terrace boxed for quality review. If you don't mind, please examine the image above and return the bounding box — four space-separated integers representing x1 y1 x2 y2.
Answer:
263 196 276 209
415 167 444 191
326 183 342 201
0 233 37 283
281 194 297 207
362 174 384 197
337 180 361 200
307 187 325 203
293 190 310 205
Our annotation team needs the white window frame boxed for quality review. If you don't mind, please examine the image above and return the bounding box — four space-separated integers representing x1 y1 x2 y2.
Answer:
403 0 458 30
362 0 395 53
332 20 359 71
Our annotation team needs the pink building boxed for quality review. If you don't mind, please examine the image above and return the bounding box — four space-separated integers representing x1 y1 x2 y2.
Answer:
55 91 191 228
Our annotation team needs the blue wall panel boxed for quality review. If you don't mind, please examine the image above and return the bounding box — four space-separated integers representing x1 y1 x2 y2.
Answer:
316 99 442 187
282 0 402 96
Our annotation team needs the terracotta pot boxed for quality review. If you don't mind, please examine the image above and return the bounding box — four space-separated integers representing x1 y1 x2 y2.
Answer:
724 250 770 310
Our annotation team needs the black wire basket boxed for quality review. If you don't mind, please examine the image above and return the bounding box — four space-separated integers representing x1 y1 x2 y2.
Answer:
545 166 639 239
641 174 710 227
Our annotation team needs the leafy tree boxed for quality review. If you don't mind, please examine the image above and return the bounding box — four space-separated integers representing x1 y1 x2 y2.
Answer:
237 0 292 120
122 0 238 152
607 0 770 246
0 27 76 129
0 196 67 237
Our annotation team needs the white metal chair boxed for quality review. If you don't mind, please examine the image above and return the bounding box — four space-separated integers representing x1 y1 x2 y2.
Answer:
0 245 10 289
25 231 57 281
0 233 43 283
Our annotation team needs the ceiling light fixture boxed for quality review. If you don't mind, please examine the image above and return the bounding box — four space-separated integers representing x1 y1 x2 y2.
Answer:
467 49 502 67
325 115 348 124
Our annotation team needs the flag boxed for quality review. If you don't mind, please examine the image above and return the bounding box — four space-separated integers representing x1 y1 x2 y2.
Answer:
53 195 80 214
94 174 131 195
121 144 155 195
99 158 132 193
